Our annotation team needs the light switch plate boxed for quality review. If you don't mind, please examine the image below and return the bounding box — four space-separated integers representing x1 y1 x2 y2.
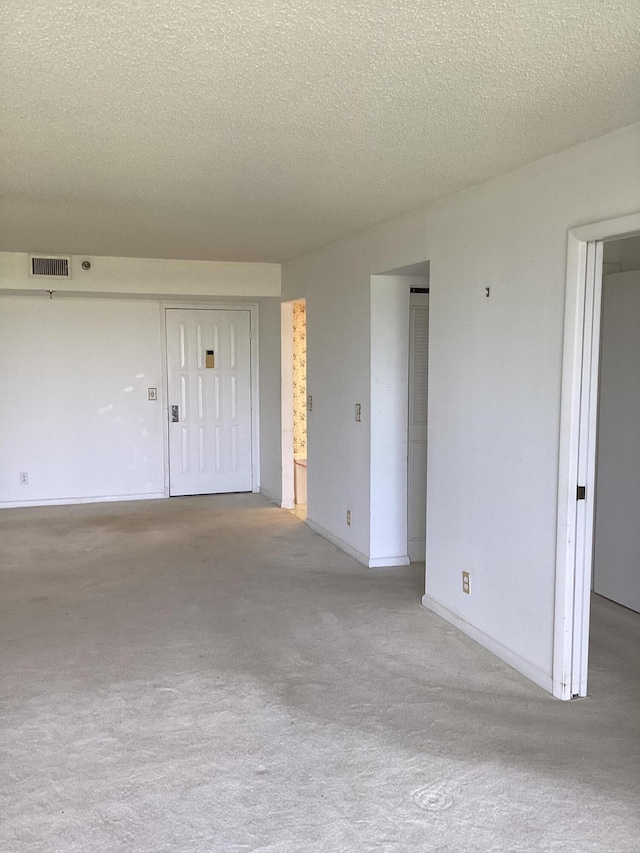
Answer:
148 388 158 401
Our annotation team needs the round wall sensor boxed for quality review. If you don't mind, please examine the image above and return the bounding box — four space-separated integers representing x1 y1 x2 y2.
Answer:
81 260 91 270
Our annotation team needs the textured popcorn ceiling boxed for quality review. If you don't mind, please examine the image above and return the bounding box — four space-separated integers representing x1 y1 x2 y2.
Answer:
1 0 639 262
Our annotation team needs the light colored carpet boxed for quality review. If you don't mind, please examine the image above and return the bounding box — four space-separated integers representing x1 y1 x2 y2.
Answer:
1 494 639 852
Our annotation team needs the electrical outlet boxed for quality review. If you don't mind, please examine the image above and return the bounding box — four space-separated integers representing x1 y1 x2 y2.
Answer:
355 403 362 422
20 472 28 485
307 395 313 411
346 510 352 526
462 571 470 594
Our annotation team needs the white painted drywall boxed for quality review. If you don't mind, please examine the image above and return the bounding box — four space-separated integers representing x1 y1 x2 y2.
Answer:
603 237 640 273
274 122 640 691
257 297 284 505
282 223 419 563
0 296 165 504
0 253 281 506
0 252 280 297
593 270 640 613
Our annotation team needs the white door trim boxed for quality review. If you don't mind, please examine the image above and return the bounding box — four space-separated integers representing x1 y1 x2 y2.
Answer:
160 301 260 497
554 212 640 700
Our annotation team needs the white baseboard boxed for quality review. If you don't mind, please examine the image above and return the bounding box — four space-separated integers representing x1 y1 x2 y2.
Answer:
369 554 411 568
304 518 370 566
422 594 554 696
0 492 166 509
305 518 410 568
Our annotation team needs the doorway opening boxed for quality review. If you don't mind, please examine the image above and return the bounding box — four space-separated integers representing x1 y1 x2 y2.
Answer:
281 299 307 519
594 235 640 612
555 212 640 700
588 234 640 695
407 286 430 562
371 261 430 565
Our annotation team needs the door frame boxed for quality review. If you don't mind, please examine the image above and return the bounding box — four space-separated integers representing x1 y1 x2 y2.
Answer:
161 301 260 498
554 212 640 700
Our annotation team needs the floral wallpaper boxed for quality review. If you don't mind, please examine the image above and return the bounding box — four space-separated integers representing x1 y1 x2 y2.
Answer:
293 301 307 456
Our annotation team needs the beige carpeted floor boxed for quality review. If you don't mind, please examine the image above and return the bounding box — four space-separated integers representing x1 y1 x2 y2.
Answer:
1 494 639 852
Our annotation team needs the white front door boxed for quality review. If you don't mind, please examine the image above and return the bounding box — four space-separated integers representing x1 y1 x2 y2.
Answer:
408 291 429 562
166 309 253 496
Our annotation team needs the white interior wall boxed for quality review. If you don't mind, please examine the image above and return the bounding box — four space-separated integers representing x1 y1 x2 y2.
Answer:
603 237 640 273
594 269 640 613
257 297 284 506
281 212 429 563
0 296 165 504
0 253 281 506
274 122 640 693
0 253 280 297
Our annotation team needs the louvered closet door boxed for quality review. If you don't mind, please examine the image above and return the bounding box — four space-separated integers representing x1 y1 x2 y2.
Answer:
166 309 252 496
408 293 429 562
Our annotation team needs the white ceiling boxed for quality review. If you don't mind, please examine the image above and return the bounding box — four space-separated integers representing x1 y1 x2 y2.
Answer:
1 0 639 262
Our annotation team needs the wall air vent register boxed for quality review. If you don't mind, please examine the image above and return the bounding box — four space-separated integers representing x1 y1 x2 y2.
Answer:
29 255 71 278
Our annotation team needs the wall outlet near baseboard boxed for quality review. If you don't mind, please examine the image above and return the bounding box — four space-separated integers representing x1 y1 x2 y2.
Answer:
20 472 28 485
462 571 470 594
346 510 352 526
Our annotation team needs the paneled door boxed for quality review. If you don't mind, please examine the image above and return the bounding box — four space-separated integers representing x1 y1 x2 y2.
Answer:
166 309 253 496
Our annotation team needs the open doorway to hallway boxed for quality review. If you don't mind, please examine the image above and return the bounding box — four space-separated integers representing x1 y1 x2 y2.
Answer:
587 234 640 694
593 235 640 615
556 213 640 699
281 299 307 520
